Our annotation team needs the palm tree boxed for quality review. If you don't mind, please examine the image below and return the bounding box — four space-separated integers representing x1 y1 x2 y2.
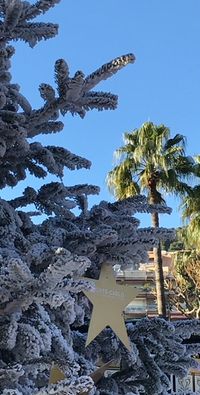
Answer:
181 178 200 250
107 122 194 317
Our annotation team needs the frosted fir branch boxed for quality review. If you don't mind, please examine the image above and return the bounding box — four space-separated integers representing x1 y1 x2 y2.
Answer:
0 365 24 394
26 53 135 128
0 119 20 139
110 215 140 228
35 375 94 395
38 248 91 288
84 53 135 92
0 136 6 157
0 281 36 314
0 298 30 316
0 17 59 47
24 161 48 179
75 195 88 215
8 87 32 114
97 227 171 253
0 139 92 188
100 195 147 215
12 22 59 47
148 203 172 215
105 196 172 216
40 201 76 218
64 184 100 197
100 238 158 258
22 0 62 21
112 221 139 237
8 185 99 228
0 249 91 314
4 0 23 32
39 83 56 102
60 71 86 114
21 210 42 217
0 169 21 189
37 182 98 204
9 183 100 211
0 110 25 123
102 250 152 267
55 58 70 98
174 319 200 339
101 236 158 250
29 142 61 176
2 390 23 395
0 198 22 227
34 183 81 216
46 146 91 171
91 225 118 246
59 278 95 294
29 120 64 138
0 1 60 45
58 230 92 243
2 257 34 284
49 322 75 364
0 93 7 110
65 240 97 258
38 284 89 307
0 3 5 13
0 321 18 350
124 319 195 393
81 91 118 112
186 344 200 357
0 52 130 183
137 227 175 241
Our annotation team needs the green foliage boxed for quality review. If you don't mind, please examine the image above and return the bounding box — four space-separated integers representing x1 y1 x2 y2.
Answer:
164 228 186 251
107 122 194 203
166 224 200 318
181 184 200 249
168 249 200 319
168 240 185 251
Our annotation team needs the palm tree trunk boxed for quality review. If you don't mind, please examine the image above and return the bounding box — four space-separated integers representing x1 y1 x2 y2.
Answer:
151 211 167 317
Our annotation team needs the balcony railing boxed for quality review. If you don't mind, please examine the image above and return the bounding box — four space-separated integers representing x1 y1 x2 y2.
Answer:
105 369 200 393
170 371 200 393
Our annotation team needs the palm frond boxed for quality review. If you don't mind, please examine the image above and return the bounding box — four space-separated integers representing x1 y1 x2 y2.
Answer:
181 185 200 219
106 161 140 200
163 133 186 151
107 122 197 208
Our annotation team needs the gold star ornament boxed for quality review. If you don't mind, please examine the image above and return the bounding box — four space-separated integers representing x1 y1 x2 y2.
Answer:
49 362 65 384
83 263 140 351
49 360 114 395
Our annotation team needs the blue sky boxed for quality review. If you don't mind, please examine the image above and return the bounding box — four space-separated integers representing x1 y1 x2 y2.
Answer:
2 0 200 229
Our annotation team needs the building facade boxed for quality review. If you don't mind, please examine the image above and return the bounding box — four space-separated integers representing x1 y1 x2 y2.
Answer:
116 250 184 320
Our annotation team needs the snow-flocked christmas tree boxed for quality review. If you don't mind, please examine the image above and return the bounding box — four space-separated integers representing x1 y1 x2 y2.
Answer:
0 1 200 394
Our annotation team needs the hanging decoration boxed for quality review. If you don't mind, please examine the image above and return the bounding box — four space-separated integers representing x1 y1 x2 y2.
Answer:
83 262 140 350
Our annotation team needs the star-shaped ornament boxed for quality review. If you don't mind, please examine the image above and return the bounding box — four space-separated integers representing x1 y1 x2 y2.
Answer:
83 263 140 350
49 360 114 395
49 362 65 384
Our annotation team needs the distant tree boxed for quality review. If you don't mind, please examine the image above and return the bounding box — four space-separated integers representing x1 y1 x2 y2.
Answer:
107 122 195 317
166 189 200 319
168 240 185 251
161 237 184 251
162 228 186 251
181 182 200 248
167 250 200 319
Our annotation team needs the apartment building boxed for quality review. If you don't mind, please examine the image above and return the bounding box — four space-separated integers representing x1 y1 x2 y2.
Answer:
116 250 184 320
